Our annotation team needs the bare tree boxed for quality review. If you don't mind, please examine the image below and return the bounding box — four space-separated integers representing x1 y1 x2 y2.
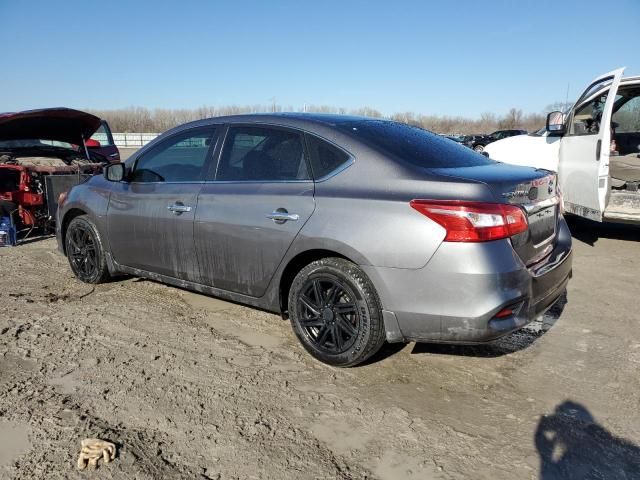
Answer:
88 104 545 135
499 108 523 129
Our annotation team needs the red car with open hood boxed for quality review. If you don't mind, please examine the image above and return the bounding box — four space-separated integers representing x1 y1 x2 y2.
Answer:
0 108 119 237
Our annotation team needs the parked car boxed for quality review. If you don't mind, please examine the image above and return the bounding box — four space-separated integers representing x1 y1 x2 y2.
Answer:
466 129 528 152
86 120 120 162
441 134 465 143
0 108 118 235
460 134 486 148
485 67 640 224
57 114 572 366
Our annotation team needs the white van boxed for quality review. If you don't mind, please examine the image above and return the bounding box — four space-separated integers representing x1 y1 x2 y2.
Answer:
485 68 640 224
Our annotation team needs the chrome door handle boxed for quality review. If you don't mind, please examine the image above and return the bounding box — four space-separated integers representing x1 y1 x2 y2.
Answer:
168 203 192 214
267 210 299 223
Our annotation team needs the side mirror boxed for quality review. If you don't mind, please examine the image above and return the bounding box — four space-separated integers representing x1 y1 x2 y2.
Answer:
85 139 101 148
546 111 566 134
104 163 126 182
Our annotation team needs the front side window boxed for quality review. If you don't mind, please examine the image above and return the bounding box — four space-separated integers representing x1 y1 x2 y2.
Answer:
216 126 310 181
569 76 615 136
305 134 351 179
569 93 610 135
131 127 216 183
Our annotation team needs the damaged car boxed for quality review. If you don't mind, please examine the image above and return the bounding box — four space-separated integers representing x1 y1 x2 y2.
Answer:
0 108 118 239
57 114 572 367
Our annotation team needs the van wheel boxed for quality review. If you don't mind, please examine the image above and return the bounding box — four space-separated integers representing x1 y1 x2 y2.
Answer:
474 145 484 152
65 215 110 284
288 257 386 367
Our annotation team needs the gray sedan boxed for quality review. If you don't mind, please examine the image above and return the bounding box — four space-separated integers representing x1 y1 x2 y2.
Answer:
56 114 572 366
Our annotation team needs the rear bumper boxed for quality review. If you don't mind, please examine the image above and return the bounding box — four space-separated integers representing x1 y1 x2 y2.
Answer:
363 216 573 343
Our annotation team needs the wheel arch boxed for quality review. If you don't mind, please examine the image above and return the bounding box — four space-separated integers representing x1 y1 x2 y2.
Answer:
278 249 354 317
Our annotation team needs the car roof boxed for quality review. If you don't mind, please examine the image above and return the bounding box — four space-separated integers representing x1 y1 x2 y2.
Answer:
191 112 374 126
169 113 398 133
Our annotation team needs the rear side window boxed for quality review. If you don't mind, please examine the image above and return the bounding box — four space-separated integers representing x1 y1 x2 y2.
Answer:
305 134 350 179
216 126 310 181
90 122 114 146
338 120 493 169
131 127 216 182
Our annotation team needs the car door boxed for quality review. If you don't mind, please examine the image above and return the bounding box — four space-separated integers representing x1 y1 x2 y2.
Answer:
194 124 315 297
559 67 625 221
107 126 219 281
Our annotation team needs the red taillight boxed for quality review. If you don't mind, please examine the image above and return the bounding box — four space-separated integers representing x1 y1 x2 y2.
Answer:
494 307 515 318
410 200 528 242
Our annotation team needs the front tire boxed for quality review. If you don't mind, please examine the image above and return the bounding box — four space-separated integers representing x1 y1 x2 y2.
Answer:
474 144 485 153
65 215 110 284
288 257 386 367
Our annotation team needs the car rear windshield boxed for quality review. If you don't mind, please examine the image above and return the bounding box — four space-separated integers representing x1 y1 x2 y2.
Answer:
337 120 493 169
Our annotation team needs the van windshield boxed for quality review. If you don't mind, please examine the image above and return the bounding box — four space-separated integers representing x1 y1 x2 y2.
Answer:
337 120 493 168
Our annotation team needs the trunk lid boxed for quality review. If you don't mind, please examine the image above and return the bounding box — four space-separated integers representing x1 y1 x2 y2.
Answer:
431 163 560 266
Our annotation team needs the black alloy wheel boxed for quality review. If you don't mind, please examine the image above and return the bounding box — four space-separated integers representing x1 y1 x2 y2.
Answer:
65 215 110 284
288 257 386 367
297 276 360 354
68 223 98 277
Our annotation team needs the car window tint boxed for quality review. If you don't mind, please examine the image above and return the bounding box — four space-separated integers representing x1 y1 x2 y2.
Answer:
216 126 310 181
338 120 493 169
131 128 216 183
306 134 350 178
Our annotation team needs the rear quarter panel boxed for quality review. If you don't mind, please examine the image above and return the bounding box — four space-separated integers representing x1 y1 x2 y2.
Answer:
288 147 496 270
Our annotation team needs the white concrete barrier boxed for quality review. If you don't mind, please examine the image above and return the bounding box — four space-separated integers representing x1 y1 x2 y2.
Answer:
112 133 160 148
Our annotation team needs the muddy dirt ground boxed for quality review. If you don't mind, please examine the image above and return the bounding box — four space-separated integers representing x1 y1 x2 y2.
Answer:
0 218 639 479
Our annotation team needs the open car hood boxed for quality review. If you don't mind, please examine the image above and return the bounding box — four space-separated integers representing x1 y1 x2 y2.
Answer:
0 108 102 145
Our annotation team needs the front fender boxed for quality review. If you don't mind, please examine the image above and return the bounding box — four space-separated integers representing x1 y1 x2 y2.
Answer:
57 175 113 255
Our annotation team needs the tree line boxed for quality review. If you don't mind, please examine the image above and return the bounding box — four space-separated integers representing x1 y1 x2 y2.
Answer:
88 104 566 135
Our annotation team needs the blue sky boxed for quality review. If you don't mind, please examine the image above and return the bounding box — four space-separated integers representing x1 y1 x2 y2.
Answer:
1 0 638 117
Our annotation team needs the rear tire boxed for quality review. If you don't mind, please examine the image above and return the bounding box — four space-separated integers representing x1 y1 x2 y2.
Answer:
288 257 386 367
474 144 484 153
65 215 110 284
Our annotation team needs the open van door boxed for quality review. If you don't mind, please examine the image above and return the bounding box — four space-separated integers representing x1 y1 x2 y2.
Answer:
559 67 625 221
